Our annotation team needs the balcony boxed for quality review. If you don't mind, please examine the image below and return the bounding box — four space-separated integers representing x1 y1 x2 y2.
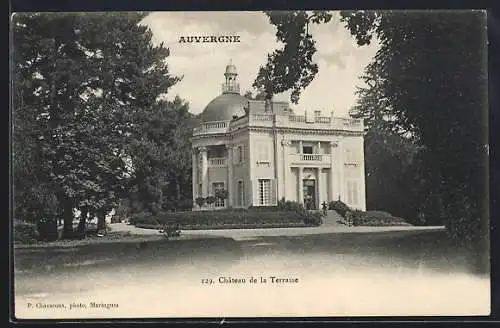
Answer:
193 120 230 136
221 83 240 94
208 157 227 167
288 153 331 166
193 113 364 137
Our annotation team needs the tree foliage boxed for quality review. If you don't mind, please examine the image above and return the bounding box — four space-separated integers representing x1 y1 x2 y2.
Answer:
252 11 332 103
257 10 489 258
12 13 184 238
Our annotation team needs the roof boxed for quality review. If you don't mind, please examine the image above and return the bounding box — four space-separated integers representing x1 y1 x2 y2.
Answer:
200 93 248 122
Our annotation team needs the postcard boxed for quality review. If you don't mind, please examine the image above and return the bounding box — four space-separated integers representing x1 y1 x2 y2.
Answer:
11 10 490 320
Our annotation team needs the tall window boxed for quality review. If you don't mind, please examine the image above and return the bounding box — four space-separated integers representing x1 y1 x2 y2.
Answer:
259 179 271 206
198 184 202 197
212 182 225 208
257 144 269 161
346 148 357 164
237 180 245 206
347 181 359 205
238 145 244 163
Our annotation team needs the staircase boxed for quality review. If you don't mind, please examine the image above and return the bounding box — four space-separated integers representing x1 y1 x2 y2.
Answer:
322 210 347 227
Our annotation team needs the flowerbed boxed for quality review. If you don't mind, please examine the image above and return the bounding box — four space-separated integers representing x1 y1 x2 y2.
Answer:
348 210 411 226
130 209 322 230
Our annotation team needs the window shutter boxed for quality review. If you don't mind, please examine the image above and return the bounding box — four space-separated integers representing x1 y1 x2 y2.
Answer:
233 147 238 165
271 179 277 205
248 180 254 207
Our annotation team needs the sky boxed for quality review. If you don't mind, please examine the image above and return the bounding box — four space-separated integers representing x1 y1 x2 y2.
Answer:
141 11 379 118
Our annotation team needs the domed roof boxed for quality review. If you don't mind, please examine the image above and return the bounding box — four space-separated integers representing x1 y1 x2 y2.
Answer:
201 93 248 122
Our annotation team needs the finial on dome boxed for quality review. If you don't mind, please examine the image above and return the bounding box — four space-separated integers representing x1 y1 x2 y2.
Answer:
225 60 237 76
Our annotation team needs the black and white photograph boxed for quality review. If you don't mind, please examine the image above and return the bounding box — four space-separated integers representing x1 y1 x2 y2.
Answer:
11 10 490 319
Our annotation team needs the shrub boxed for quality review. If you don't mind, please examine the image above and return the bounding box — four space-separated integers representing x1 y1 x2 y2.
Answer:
348 210 411 226
36 217 59 241
280 200 306 213
13 221 39 244
195 197 206 208
159 223 182 239
131 209 321 229
205 196 216 208
301 211 323 226
129 211 155 226
329 200 351 217
247 205 282 212
174 199 193 211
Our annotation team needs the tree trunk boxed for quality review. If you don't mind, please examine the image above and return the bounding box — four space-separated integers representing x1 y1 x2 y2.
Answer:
61 199 74 239
76 208 88 237
97 211 106 231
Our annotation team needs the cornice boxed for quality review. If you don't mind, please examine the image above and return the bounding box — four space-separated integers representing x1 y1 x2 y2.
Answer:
191 125 364 139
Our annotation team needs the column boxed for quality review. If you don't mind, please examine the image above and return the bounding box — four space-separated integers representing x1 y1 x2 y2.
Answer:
200 147 209 197
298 166 304 204
281 139 290 200
330 141 337 202
299 140 303 154
226 145 233 207
336 141 344 202
192 148 198 205
316 167 321 209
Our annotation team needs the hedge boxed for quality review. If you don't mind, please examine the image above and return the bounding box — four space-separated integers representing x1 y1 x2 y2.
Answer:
13 222 39 244
348 210 411 226
328 200 350 217
130 209 322 229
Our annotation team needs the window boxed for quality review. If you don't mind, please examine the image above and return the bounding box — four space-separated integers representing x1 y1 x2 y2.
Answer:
257 144 270 162
347 181 358 205
238 145 244 163
237 180 245 206
199 184 202 196
346 148 357 164
212 182 225 208
259 179 271 206
314 110 321 117
302 145 313 154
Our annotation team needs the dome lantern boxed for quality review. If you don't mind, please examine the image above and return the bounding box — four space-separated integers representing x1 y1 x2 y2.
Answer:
222 59 240 94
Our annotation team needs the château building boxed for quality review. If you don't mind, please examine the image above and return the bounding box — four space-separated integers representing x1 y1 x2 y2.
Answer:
191 61 366 210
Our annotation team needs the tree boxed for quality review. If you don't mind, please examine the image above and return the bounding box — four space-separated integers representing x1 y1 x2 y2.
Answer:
256 11 489 264
12 13 180 238
243 90 267 101
127 96 194 215
252 11 333 104
339 10 488 255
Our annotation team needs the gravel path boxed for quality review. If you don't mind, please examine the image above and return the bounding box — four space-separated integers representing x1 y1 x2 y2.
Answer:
108 222 446 241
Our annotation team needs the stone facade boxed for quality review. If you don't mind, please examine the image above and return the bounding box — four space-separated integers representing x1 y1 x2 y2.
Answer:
191 61 366 211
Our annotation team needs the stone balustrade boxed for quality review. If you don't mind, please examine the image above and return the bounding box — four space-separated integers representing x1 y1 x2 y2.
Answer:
193 113 364 136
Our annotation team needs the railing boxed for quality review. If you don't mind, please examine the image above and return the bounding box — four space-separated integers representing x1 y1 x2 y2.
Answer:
221 83 240 93
252 113 274 121
314 116 331 124
336 117 362 128
289 115 306 122
289 153 331 166
193 120 230 135
193 114 363 136
300 154 322 161
208 158 226 166
205 121 228 129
